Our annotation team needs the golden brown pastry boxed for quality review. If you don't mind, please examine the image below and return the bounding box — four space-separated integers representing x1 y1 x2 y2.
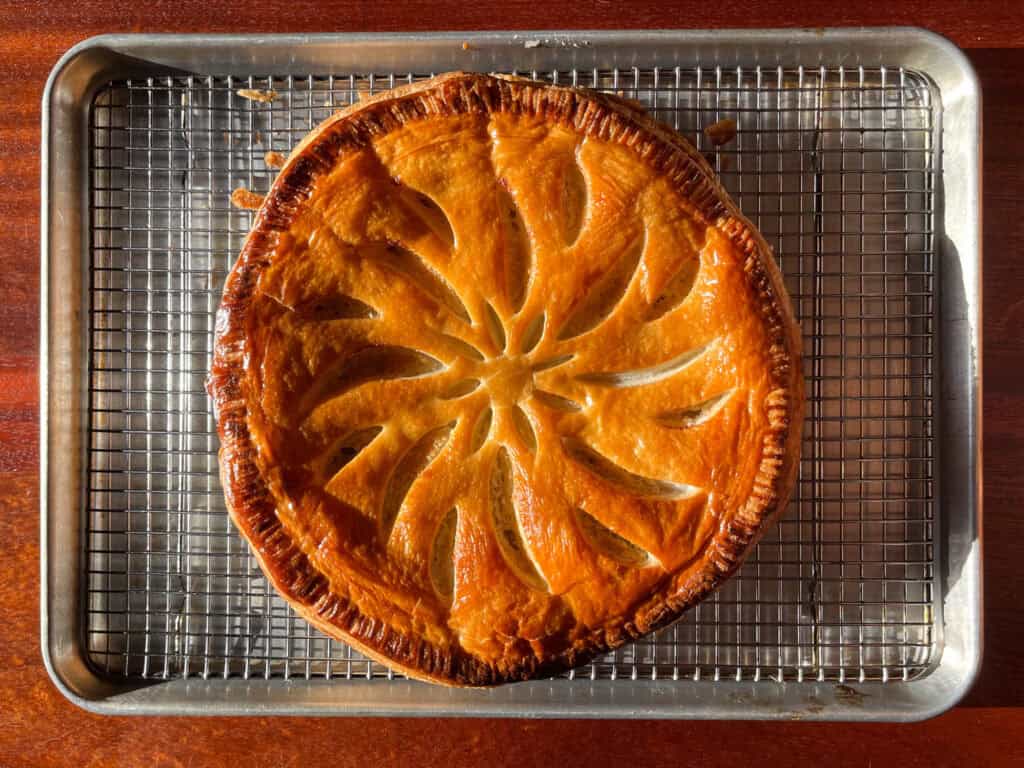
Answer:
208 72 804 686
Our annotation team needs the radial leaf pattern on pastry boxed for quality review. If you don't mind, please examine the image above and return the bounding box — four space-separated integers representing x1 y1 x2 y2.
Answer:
210 73 802 685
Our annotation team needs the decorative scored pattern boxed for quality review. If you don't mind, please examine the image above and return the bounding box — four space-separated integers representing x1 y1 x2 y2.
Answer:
86 65 935 684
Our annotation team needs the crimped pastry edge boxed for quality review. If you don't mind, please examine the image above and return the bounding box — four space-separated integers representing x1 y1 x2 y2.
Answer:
207 72 805 686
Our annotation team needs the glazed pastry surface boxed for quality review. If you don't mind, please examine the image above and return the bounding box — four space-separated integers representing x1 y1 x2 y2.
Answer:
208 73 804 685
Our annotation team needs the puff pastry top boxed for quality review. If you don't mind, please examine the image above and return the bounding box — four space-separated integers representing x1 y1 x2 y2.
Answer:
208 73 804 685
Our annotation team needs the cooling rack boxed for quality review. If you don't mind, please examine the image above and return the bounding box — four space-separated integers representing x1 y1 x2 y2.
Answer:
42 30 981 719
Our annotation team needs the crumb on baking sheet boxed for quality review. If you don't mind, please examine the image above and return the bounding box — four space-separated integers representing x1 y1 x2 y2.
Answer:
462 41 474 51
704 118 738 146
231 188 265 210
237 88 278 103
264 151 286 169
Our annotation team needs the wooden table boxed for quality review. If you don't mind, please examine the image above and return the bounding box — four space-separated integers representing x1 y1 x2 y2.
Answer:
2 3 1021 765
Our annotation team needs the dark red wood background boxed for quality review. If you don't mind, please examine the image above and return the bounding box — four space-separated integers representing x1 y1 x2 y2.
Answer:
2 2 1022 766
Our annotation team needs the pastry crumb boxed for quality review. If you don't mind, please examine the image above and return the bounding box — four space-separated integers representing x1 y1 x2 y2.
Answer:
237 88 278 103
524 40 541 49
462 41 474 51
264 151 286 169
704 118 738 146
231 188 265 210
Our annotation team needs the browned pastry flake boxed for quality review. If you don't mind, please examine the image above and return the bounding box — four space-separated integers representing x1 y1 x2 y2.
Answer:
704 118 738 146
236 88 278 103
264 150 287 169
230 187 264 210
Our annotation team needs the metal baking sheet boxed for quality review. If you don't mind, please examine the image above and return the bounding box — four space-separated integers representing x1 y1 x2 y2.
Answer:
41 29 981 720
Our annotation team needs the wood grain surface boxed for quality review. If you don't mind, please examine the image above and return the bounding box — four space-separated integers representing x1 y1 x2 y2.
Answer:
2 2 1023 766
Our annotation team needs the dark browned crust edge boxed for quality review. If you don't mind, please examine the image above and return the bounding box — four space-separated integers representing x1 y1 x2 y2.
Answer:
207 72 805 687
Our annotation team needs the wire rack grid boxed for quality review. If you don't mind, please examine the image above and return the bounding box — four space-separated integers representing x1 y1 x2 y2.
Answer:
85 63 936 685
